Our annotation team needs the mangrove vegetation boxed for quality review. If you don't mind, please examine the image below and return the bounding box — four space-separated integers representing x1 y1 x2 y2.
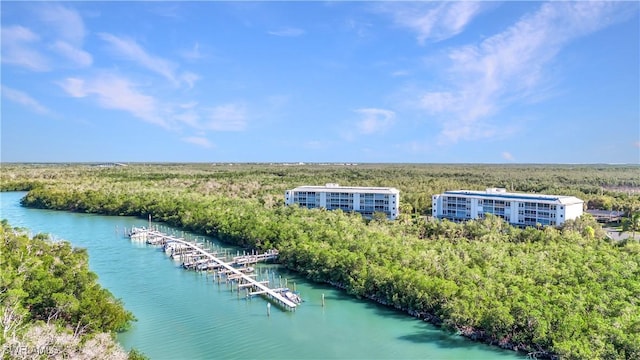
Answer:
0 219 144 359
1 163 639 359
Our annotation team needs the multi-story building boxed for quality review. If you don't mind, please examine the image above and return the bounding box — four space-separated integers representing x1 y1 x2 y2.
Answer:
432 188 583 227
285 183 400 220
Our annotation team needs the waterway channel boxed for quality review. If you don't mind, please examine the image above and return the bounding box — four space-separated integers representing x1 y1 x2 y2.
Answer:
0 192 524 359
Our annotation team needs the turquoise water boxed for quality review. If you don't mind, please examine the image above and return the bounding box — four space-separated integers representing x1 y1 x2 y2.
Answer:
0 192 524 359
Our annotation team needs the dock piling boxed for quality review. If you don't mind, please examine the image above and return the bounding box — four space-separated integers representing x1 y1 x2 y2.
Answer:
126 226 298 311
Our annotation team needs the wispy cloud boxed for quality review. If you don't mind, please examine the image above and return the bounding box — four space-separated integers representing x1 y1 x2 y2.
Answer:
1 25 49 71
415 2 633 144
182 136 213 148
1 85 51 114
173 101 200 128
345 18 373 38
2 5 92 70
36 3 86 45
99 32 176 82
376 2 484 43
502 151 515 162
205 104 247 131
268 27 305 37
51 40 92 67
99 33 197 87
36 4 92 67
149 3 185 20
180 42 204 61
58 74 168 128
391 70 410 77
180 71 200 89
58 72 253 136
355 108 396 134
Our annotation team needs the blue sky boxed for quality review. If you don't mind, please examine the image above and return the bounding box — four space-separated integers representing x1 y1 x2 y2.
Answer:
2 1 639 163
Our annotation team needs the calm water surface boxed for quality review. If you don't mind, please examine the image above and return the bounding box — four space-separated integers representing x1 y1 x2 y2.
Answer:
1 192 524 359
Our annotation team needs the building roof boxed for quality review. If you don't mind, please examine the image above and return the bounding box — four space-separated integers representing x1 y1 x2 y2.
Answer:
288 183 399 195
441 188 583 205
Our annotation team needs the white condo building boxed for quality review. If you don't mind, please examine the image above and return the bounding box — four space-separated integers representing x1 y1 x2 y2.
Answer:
432 188 583 227
285 183 400 220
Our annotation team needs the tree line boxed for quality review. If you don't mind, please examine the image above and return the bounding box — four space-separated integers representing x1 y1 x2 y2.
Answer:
0 219 146 360
4 162 638 359
1 163 639 215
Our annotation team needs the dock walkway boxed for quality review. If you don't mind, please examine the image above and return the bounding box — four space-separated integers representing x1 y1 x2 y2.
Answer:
128 227 297 310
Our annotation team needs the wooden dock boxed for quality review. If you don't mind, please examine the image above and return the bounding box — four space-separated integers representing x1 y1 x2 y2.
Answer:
128 227 298 311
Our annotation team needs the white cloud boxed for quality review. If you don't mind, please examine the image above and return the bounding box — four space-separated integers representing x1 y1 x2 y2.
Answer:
346 18 373 38
377 2 484 43
415 1 632 144
149 3 184 20
36 4 92 67
36 4 86 45
51 41 92 67
419 92 456 113
502 151 515 162
179 101 198 109
58 73 254 138
1 25 39 43
1 85 51 114
355 108 396 134
59 78 87 97
180 71 200 89
174 111 200 128
2 6 92 70
59 75 168 128
391 70 410 77
173 102 200 128
99 33 197 87
1 25 49 71
180 42 204 61
268 27 305 37
182 136 213 148
206 104 247 131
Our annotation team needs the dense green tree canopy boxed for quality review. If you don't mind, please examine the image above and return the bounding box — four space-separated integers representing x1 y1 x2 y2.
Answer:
2 163 639 359
0 219 143 359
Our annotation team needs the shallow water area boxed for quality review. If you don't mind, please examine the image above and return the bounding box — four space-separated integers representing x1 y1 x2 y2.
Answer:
1 192 524 359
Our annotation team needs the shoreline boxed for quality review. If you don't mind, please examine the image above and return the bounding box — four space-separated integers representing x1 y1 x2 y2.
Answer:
321 280 554 359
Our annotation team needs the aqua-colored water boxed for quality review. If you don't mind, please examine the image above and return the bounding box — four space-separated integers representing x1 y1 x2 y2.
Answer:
0 192 524 359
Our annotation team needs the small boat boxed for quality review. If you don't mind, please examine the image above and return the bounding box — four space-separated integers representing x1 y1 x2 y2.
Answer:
129 227 148 241
279 288 302 304
146 236 165 245
239 266 255 274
